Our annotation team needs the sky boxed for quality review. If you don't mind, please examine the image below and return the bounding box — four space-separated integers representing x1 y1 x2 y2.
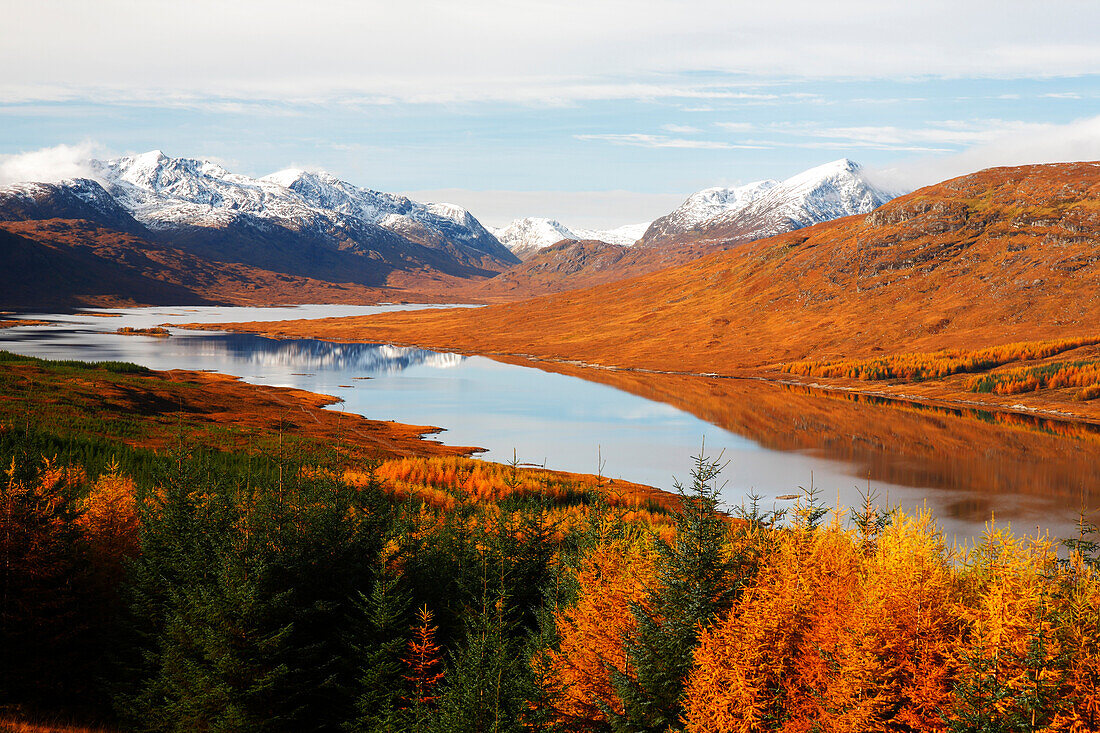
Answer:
1 0 1099 228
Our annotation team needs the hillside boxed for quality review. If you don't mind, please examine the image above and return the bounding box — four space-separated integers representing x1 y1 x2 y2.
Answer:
0 219 473 310
471 237 753 298
474 159 899 298
204 162 1100 414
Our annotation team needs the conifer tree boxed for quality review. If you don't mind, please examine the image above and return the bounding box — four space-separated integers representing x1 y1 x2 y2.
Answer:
347 566 411 733
609 450 748 733
0 455 86 708
403 604 445 732
431 588 531 733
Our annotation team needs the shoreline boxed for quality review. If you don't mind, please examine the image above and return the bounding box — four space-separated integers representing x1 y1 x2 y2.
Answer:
0 352 678 510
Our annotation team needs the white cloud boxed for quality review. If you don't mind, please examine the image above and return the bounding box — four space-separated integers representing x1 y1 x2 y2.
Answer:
710 119 1071 153
0 142 105 186
792 120 1047 146
575 133 767 150
661 124 702 134
2 1 1098 107
869 114 1100 190
714 122 755 132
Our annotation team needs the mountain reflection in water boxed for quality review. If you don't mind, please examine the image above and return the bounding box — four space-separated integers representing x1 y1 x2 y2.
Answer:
178 335 464 374
2 305 1099 543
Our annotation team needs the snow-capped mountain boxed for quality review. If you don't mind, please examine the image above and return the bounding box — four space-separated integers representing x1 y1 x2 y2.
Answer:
259 168 505 258
0 178 145 234
638 159 898 247
492 217 650 260
0 150 519 286
638 180 777 247
87 151 512 262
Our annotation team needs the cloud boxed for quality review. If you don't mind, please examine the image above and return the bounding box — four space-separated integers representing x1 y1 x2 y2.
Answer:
868 114 1100 190
2 1 1098 107
575 133 767 150
0 142 104 186
715 122 755 132
709 119 1071 153
661 124 702 134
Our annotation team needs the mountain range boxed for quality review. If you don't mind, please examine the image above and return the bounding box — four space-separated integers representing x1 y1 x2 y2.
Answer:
0 151 900 308
636 158 896 248
0 151 518 293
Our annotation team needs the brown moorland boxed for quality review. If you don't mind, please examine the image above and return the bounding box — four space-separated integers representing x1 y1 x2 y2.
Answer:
468 237 746 298
196 162 1100 417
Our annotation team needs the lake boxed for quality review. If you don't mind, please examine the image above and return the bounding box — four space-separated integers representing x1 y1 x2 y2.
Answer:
4 304 1098 544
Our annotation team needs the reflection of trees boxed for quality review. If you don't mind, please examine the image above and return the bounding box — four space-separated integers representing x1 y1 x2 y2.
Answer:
180 335 464 373
504 358 1100 505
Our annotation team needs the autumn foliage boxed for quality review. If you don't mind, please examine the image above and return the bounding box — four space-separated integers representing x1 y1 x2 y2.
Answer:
403 605 445 709
5 429 1100 731
785 336 1100 382
535 528 658 726
967 359 1100 401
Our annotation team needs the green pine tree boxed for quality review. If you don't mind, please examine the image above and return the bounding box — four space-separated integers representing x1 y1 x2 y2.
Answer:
347 565 412 733
609 449 753 733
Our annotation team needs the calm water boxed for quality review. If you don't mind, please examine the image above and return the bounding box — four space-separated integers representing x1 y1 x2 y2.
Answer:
3 304 1097 543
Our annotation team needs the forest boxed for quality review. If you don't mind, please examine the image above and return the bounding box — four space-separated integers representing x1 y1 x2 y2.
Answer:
2 356 1100 732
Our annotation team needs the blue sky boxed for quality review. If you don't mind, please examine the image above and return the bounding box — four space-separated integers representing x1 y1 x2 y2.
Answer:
1 0 1098 227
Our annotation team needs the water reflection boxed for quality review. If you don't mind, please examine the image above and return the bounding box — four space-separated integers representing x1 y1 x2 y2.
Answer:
178 335 464 374
509 358 1100 540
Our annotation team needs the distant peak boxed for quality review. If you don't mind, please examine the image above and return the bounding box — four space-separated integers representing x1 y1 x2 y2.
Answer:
261 168 308 187
262 168 343 188
132 149 167 167
805 158 860 176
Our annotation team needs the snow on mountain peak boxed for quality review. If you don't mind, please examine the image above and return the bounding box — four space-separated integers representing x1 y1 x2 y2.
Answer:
704 158 897 238
639 159 898 247
260 168 309 188
492 217 650 259
74 151 509 261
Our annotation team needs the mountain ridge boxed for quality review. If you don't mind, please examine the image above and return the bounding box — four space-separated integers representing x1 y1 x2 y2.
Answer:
491 217 649 259
0 151 520 292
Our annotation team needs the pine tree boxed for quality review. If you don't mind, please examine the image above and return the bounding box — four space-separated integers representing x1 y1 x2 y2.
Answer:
430 588 531 733
609 449 749 733
347 566 411 733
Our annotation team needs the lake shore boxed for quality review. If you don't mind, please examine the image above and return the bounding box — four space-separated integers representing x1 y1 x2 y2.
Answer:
0 353 678 510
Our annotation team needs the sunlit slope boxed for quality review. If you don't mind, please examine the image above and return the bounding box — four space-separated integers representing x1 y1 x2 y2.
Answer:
215 162 1100 373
